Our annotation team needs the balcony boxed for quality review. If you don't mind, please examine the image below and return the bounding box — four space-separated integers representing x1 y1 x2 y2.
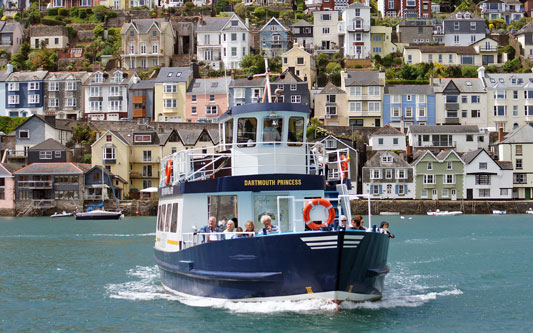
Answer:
445 117 460 124
130 171 160 179
18 180 53 189
325 114 338 119
32 199 56 208
346 24 370 32
349 110 381 116
479 46 498 52
132 108 146 118
103 158 116 164
7 150 27 158
445 103 459 110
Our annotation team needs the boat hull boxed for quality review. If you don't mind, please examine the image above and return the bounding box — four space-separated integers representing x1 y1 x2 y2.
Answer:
75 211 122 220
154 230 390 302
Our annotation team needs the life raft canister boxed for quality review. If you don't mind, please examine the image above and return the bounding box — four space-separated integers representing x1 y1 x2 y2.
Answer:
303 198 336 230
340 154 349 180
164 160 173 185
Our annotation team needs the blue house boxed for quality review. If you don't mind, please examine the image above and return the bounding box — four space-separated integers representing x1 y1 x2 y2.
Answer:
5 70 48 117
383 85 436 128
260 17 291 58
0 69 11 117
84 165 126 201
228 77 266 107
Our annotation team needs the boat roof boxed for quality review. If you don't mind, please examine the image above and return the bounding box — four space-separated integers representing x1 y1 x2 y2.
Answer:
220 103 310 121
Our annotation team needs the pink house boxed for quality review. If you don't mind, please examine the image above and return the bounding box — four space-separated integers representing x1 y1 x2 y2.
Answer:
0 163 20 215
185 77 230 122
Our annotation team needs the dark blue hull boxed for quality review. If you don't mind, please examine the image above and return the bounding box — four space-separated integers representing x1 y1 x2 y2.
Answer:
154 230 390 301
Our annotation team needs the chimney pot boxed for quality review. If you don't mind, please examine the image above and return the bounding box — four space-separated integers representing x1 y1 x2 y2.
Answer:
498 123 504 142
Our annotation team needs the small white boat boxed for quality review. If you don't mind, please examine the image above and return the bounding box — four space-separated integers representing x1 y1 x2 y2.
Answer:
427 209 463 216
526 208 533 215
50 211 73 218
492 210 506 215
380 212 400 216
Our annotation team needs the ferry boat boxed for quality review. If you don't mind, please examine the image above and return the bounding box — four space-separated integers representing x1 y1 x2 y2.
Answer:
154 70 391 304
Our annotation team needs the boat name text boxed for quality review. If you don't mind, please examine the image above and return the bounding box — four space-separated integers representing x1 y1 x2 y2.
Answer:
244 179 302 186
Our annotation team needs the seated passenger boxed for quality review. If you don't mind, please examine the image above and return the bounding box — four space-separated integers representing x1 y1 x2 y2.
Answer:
349 216 361 230
379 221 395 238
355 215 367 230
232 227 244 239
244 221 256 237
199 216 222 242
336 215 348 230
223 220 235 240
260 215 278 234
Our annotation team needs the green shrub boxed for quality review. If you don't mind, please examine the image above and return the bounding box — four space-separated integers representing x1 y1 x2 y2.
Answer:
69 6 79 17
41 17 65 26
503 58 521 73
47 8 59 16
58 8 68 16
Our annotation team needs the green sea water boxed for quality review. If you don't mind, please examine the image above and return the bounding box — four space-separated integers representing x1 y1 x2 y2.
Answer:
0 215 531 332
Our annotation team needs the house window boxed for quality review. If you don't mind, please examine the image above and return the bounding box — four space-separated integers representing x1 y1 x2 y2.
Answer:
143 150 152 162
152 43 158 54
382 155 393 163
109 100 121 111
110 86 120 96
326 106 337 115
427 162 433 170
90 101 102 111
8 83 18 91
164 84 177 93
405 107 413 118
368 102 380 112
442 189 449 198
393 138 399 145
516 145 522 156
421 189 428 198
206 105 218 115
418 107 426 117
397 169 406 179
191 107 197 114
106 135 112 142
423 174 435 184
18 130 29 139
471 110 480 118
29 95 39 104
290 84 297 91
66 81 76 91
49 98 59 107
516 159 523 169
291 95 301 103
134 135 151 143
90 87 101 97
479 162 487 170
49 82 59 91
479 189 490 197
385 169 393 179
471 95 480 103
444 174 455 184
55 151 61 158
296 57 304 65
209 95 215 102
323 27 330 34
164 99 177 108
475 174 490 185
39 151 52 159
454 22 459 30
368 86 380 96
103 147 115 160
349 86 362 96
378 138 384 145
494 106 506 116
142 166 152 178
28 82 39 90
370 169 381 179
392 107 401 117
447 161 453 170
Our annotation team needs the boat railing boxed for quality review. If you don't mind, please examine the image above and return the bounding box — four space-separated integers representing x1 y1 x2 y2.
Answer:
181 231 256 250
160 142 351 187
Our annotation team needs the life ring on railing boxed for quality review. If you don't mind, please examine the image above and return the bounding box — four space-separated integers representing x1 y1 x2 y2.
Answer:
164 160 173 185
340 154 349 180
303 198 336 230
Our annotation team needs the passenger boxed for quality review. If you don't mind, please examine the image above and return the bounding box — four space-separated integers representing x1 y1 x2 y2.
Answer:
337 215 348 230
349 216 361 230
199 216 222 242
219 217 228 229
244 221 256 237
260 215 278 234
223 220 235 240
379 221 395 238
356 215 367 230
263 119 281 142
312 143 329 176
232 227 244 239
231 217 239 228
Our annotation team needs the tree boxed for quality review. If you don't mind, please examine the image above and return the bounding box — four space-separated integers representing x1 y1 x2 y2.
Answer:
85 38 104 63
504 45 515 60
93 25 104 39
503 58 521 73
461 65 478 78
316 53 329 69
240 54 266 74
269 55 282 73
234 3 246 18
254 7 266 18
30 46 58 71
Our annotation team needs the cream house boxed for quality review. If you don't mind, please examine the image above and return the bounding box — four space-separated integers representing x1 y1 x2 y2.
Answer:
30 26 69 49
314 82 348 126
370 26 396 58
154 67 194 122
281 44 316 90
341 70 385 127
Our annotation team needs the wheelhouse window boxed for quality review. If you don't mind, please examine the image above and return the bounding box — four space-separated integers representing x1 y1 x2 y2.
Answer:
224 120 233 147
288 117 304 146
263 117 283 144
237 117 257 147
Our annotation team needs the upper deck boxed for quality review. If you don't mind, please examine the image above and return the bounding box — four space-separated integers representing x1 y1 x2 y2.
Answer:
159 103 351 190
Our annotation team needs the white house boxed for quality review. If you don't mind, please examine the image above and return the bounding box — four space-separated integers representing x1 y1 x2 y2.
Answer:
407 124 489 153
313 11 340 53
339 2 371 59
196 14 250 70
369 124 406 151
363 150 415 199
462 148 513 199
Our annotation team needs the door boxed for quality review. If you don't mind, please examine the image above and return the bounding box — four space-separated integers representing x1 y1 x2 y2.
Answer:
467 189 473 200
526 188 531 200
451 189 457 201
432 189 438 200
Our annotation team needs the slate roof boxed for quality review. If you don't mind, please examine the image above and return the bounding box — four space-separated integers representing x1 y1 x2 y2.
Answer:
34 115 79 132
344 71 383 86
0 21 22 33
408 125 480 134
0 163 22 175
44 72 90 82
7 71 48 82
154 67 193 83
187 77 230 94
346 2 370 8
291 20 312 27
131 79 155 90
432 78 485 93
444 11 483 20
229 77 266 88
372 124 404 136
273 70 303 84
260 17 289 32
385 85 433 95
0 70 10 82
30 25 68 37
197 17 231 32
500 124 533 144
83 70 137 85
86 165 127 183
28 138 66 151
14 163 89 175
121 18 168 34
483 73 533 89
318 82 345 94
516 20 533 35
405 45 478 55
364 150 410 168
496 161 513 170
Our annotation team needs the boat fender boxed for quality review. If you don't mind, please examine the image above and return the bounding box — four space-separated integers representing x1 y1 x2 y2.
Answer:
302 198 336 230
165 160 173 185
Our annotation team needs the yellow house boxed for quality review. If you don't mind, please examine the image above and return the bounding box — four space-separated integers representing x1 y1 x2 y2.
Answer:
282 43 317 90
91 130 131 196
161 128 218 158
129 131 165 196
154 67 194 122
341 70 385 127
370 26 397 58
314 82 349 126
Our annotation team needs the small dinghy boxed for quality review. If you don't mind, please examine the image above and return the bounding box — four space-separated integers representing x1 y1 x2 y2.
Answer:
492 210 506 215
51 211 73 218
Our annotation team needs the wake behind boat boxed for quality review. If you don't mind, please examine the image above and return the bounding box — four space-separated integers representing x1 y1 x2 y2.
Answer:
154 65 391 304
427 209 463 216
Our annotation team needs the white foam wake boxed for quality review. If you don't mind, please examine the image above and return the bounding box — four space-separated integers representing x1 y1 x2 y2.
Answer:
92 233 156 237
106 265 462 313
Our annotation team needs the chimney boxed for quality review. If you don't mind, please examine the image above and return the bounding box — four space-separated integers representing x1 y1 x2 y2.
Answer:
498 123 504 142
199 16 203 25
245 18 249 27
125 12 132 23
45 115 56 127
477 66 486 88
429 73 433 86
6 63 13 74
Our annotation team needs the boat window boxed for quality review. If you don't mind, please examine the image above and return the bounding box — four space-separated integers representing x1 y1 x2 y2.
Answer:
237 118 257 148
171 203 178 233
263 117 283 144
288 117 304 146
224 120 233 147
165 203 172 232
208 195 238 227
159 204 166 232
156 205 162 231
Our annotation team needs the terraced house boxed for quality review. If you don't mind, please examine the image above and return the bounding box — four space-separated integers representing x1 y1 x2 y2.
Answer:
121 18 176 70
314 82 348 126
43 72 90 120
412 149 465 200
383 85 435 128
260 17 291 58
363 150 414 199
5 71 47 117
341 70 385 127
185 77 230 123
154 67 193 122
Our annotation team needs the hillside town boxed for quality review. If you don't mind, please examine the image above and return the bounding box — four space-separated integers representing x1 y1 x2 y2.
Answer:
1 0 533 215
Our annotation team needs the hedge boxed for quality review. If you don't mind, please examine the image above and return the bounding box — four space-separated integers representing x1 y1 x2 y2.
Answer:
41 17 66 26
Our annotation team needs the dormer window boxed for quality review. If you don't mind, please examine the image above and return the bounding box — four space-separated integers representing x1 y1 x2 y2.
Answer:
231 20 238 27
113 72 122 83
129 30 134 38
152 29 157 37
382 155 393 163
465 12 470 19
456 12 462 19
134 134 151 143
94 72 103 83
167 72 173 77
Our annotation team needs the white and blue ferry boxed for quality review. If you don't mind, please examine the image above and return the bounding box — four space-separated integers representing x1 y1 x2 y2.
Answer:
154 74 390 304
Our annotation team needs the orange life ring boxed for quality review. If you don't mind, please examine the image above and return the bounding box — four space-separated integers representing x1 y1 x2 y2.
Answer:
165 160 172 185
340 154 349 180
303 198 336 230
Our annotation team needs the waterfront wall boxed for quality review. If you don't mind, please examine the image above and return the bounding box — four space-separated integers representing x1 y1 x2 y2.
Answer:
351 200 533 215
13 200 158 217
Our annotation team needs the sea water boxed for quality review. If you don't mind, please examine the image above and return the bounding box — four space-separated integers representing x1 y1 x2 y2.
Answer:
0 215 531 331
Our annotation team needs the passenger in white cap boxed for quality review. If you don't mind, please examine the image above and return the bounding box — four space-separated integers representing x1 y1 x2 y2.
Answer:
337 215 348 230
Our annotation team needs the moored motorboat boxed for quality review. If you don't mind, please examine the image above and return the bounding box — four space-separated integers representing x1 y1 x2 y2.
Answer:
380 212 400 216
526 208 533 215
50 211 73 218
75 209 123 220
492 210 506 215
154 68 391 304
427 209 463 216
